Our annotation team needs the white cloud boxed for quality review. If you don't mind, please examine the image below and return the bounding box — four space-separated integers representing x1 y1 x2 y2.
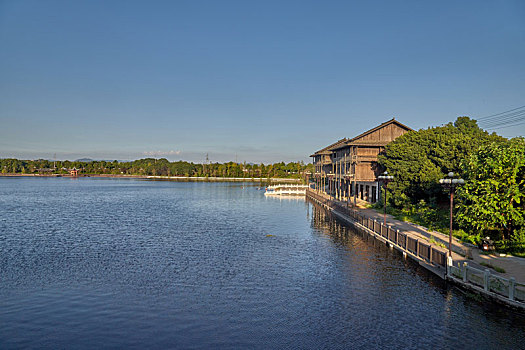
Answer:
142 150 182 157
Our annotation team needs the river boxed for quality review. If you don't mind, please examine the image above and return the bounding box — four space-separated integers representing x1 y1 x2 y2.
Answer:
0 177 523 349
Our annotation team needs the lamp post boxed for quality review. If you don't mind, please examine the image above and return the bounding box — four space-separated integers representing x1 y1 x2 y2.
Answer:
439 172 465 259
377 171 394 226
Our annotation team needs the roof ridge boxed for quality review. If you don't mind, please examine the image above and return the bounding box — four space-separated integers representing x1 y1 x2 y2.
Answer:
312 137 348 154
347 118 412 143
310 118 413 156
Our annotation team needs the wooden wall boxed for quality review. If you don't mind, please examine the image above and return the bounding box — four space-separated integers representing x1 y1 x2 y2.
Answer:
358 123 409 143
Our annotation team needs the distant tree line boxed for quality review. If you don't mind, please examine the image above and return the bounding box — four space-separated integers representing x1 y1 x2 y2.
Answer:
0 157 313 180
377 117 525 254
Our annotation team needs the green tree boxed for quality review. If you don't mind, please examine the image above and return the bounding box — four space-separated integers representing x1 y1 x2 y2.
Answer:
378 117 503 207
457 138 525 241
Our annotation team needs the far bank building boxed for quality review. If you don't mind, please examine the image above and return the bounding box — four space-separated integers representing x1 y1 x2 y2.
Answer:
310 118 412 203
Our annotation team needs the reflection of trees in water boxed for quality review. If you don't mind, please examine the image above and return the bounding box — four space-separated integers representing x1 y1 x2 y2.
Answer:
308 200 378 252
307 199 449 290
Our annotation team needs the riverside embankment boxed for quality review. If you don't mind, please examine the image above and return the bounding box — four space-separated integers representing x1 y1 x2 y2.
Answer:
306 188 525 311
0 173 302 183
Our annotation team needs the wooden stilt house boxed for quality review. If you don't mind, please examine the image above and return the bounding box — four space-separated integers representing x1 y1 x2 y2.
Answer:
311 118 412 203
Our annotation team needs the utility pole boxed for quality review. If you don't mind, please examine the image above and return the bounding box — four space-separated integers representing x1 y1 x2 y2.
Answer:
203 153 209 175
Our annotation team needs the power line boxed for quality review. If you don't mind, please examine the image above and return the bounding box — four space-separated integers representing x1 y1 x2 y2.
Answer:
481 120 525 130
480 113 525 126
477 104 525 121
489 120 525 130
481 119 525 130
479 112 525 128
476 104 525 130
478 110 525 125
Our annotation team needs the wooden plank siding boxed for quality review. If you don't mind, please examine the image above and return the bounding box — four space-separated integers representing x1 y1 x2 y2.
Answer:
310 118 412 203
352 121 409 144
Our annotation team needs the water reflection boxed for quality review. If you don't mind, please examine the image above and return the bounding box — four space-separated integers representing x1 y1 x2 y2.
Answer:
264 194 306 201
307 199 525 348
0 178 524 349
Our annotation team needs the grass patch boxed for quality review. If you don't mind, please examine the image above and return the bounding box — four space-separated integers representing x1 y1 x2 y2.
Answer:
428 236 446 249
371 203 483 245
479 262 506 274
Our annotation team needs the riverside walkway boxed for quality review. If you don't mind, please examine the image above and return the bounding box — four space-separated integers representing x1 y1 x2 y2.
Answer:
354 199 525 284
307 189 525 309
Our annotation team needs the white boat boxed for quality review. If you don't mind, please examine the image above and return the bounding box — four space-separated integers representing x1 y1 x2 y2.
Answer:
264 184 310 196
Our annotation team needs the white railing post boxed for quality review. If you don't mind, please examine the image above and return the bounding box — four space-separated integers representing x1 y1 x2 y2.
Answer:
463 262 468 282
484 269 490 292
509 277 516 301
447 256 453 276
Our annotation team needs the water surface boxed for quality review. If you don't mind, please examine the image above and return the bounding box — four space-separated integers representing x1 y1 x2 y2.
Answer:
0 177 523 349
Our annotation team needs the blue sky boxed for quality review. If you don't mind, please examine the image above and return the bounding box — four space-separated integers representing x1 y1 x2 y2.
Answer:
1 0 524 163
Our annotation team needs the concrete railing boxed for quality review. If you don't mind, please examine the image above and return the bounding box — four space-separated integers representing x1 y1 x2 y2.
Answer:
449 262 525 303
307 188 524 309
307 189 448 268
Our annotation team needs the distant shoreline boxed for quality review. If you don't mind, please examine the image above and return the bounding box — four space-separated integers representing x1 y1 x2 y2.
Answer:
0 173 302 183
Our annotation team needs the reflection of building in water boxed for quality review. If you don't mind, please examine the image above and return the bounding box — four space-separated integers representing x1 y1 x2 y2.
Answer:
310 119 412 204
309 202 388 263
264 194 306 201
310 202 347 237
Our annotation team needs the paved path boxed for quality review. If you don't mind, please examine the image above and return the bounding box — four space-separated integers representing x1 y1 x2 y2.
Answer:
317 192 525 284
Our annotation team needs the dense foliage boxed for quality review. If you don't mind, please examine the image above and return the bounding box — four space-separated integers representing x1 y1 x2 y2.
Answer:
378 117 524 252
457 138 525 244
0 158 313 179
378 117 503 208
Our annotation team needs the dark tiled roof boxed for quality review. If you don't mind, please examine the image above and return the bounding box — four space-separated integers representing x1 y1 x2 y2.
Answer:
310 138 348 157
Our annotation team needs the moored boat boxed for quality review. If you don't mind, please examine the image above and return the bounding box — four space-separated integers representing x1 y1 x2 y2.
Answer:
264 184 309 196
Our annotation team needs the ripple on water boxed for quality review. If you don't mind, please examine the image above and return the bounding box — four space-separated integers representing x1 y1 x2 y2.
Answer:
0 177 524 349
